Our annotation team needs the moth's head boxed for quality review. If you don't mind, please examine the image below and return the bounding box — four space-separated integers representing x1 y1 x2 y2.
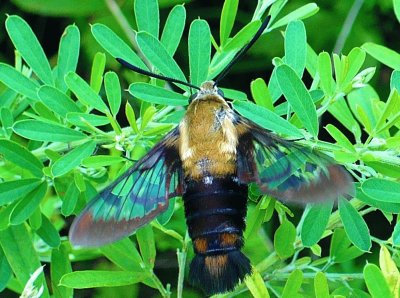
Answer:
189 81 225 103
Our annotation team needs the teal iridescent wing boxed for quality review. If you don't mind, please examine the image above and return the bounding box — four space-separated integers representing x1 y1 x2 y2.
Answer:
69 128 182 247
237 118 353 203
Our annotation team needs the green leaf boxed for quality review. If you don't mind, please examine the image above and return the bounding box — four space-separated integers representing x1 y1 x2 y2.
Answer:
51 243 73 298
339 198 371 251
10 182 47 225
245 196 274 239
233 100 303 137
0 178 42 206
91 24 148 70
223 20 260 52
11 0 107 17
57 25 80 92
285 20 307 77
330 228 364 263
333 53 344 88
361 178 400 203
129 82 188 106
33 101 59 122
66 113 110 128
250 78 274 110
6 15 54 85
0 247 12 292
38 85 81 117
220 88 247 101
268 67 282 103
268 0 287 21
379 245 400 293
61 181 80 216
0 63 39 100
374 89 400 133
355 188 400 213
60 271 145 288
363 264 392 298
0 224 49 296
393 221 400 246
29 208 42 230
364 161 400 180
274 220 296 259
137 225 156 269
125 103 139 134
104 71 121 117
82 155 125 168
135 0 159 38
253 0 275 21
0 203 16 230
390 70 400 91
270 3 319 30
245 268 270 298
325 124 356 153
328 98 361 141
160 5 186 56
0 139 43 177
306 44 318 78
314 272 329 298
189 20 211 86
220 0 239 46
157 198 175 226
100 239 144 272
36 214 61 247
301 202 333 247
90 52 106 94
362 42 400 70
282 269 303 298
276 64 318 136
0 107 13 137
342 47 366 88
73 172 86 193
136 32 188 91
395 0 400 23
13 119 86 142
65 72 109 113
51 141 96 177
209 20 260 79
318 52 335 96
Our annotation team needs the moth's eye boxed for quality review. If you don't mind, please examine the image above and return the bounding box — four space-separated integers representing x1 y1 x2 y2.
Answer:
189 93 198 103
217 89 224 98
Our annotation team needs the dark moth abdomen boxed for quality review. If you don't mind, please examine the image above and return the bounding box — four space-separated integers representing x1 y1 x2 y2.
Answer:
183 175 251 295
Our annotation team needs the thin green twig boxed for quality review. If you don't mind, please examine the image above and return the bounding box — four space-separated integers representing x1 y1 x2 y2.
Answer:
264 272 364 281
149 269 170 298
177 232 190 298
105 0 135 43
333 0 365 54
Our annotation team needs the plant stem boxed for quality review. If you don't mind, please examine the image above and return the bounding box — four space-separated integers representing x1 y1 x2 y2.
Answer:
333 0 364 54
31 126 132 160
104 0 152 70
104 0 136 45
149 269 170 298
264 272 364 281
256 252 280 272
327 198 366 229
177 232 190 298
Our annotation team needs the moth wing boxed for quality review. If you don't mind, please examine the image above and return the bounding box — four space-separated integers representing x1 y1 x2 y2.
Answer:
236 117 353 203
69 128 182 247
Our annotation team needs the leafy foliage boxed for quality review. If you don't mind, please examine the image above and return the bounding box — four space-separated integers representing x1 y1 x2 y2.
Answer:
0 0 400 297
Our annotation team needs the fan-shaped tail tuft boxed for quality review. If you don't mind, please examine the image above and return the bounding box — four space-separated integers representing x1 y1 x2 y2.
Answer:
189 250 251 295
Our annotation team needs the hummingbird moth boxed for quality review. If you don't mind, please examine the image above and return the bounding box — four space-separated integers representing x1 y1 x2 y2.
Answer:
69 16 353 295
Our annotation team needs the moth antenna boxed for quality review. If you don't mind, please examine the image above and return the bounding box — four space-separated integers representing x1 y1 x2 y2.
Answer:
188 75 193 95
117 58 201 90
214 15 271 86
